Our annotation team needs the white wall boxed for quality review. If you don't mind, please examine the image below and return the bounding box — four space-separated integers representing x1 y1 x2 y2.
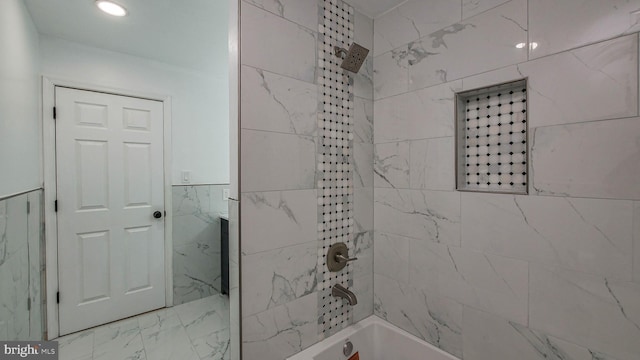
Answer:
0 0 41 198
39 35 230 185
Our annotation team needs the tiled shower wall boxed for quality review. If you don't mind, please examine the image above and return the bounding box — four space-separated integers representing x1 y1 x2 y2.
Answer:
239 0 373 358
373 1 640 360
0 190 44 341
172 184 229 305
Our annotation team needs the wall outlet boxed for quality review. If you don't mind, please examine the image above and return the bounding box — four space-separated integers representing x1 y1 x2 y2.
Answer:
223 188 230 201
181 170 191 184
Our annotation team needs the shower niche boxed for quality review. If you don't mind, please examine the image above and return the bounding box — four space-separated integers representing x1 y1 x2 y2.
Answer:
455 79 529 194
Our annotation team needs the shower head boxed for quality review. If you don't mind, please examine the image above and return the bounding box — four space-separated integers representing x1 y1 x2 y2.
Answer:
334 43 369 73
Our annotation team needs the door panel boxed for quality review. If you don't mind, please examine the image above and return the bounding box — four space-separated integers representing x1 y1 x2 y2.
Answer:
75 140 109 210
56 87 165 335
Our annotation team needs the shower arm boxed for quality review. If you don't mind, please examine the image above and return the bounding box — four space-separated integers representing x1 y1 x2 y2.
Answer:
334 46 349 59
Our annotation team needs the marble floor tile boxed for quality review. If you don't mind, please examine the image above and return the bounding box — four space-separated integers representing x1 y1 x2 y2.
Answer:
175 295 230 340
55 295 230 360
93 318 145 360
58 330 95 360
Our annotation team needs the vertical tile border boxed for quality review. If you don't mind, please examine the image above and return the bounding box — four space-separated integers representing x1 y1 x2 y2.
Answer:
317 0 356 337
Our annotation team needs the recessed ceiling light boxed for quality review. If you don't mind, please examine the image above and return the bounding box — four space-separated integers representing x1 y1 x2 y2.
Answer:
96 0 127 17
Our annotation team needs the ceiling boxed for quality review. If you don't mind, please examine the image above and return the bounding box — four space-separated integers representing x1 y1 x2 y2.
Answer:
24 0 403 72
346 0 407 18
24 0 229 72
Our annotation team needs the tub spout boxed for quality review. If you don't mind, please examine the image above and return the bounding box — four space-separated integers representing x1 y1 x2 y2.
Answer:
332 284 357 305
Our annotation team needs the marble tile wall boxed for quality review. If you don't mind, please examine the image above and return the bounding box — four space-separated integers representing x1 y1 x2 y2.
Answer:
0 189 44 341
352 5 375 330
172 184 229 306
239 0 374 358
373 1 640 360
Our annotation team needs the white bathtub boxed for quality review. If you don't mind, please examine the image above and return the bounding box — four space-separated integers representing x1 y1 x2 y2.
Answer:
288 316 460 360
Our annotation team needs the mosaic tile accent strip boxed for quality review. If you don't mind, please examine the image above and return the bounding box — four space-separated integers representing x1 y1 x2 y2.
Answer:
317 0 355 337
456 80 528 194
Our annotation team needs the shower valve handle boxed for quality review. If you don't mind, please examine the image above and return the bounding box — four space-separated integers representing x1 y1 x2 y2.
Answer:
335 254 358 264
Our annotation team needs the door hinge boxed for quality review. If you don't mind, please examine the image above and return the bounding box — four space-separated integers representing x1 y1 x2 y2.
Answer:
56 292 60 304
27 200 30 214
54 200 58 212
53 107 57 120
27 297 31 311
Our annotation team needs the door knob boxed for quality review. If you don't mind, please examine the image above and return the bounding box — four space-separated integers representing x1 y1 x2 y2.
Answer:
153 211 163 219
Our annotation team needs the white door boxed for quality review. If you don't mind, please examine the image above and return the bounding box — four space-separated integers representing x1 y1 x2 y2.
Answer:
55 87 166 335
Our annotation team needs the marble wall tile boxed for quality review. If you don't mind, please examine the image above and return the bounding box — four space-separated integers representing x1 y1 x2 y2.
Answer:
635 202 640 283
374 232 410 283
354 10 373 51
228 199 239 263
2 195 28 259
241 2 316 83
405 0 527 92
241 190 317 255
461 64 522 91
529 0 640 59
375 188 461 246
374 141 410 188
354 188 373 233
532 118 640 200
373 50 409 100
352 274 373 323
410 241 529 324
210 185 230 215
242 242 317 316
352 231 374 280
520 34 638 128
27 191 42 341
241 129 316 192
242 294 319 360
228 199 240 360
529 265 640 360
173 242 220 305
373 0 462 57
353 142 373 188
462 306 619 360
243 0 318 31
355 56 374 100
462 0 511 20
173 186 219 248
462 193 634 280
374 274 463 358
409 137 454 191
461 34 639 130
241 66 318 136
0 194 31 341
0 249 29 341
353 97 373 144
374 80 461 142
172 185 229 305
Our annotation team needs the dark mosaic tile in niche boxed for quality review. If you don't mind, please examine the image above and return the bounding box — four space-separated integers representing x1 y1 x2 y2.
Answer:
456 79 528 194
